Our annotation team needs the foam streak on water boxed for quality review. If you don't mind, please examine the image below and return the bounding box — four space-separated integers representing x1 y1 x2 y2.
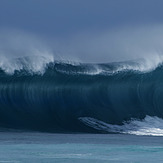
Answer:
79 116 163 136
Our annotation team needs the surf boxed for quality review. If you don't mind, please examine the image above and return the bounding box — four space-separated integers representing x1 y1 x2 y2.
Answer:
0 56 163 134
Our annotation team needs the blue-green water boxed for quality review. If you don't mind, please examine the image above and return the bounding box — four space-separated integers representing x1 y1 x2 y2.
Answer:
0 132 163 162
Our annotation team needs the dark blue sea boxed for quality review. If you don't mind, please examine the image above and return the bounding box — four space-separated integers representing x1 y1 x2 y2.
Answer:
0 132 163 162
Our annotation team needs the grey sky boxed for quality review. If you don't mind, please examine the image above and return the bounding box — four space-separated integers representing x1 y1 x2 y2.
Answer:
0 0 163 62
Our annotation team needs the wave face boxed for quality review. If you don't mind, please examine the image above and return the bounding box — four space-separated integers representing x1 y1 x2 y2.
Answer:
0 57 163 134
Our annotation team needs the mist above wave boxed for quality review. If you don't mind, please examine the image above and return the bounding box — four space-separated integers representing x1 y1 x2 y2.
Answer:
1 26 163 74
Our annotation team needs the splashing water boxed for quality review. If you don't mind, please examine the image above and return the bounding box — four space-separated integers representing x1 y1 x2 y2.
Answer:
79 116 163 136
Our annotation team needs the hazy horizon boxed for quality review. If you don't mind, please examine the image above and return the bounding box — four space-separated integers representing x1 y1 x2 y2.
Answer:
1 0 163 63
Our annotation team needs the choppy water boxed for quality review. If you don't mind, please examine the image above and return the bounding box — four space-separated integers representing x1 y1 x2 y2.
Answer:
0 132 163 162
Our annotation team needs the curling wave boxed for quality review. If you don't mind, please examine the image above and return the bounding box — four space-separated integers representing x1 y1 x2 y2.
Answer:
0 56 163 134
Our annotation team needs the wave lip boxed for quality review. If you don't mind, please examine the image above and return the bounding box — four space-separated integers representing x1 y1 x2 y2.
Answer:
0 55 54 75
0 56 163 75
79 116 163 136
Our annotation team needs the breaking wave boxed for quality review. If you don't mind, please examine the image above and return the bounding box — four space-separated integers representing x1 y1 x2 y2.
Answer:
0 56 163 134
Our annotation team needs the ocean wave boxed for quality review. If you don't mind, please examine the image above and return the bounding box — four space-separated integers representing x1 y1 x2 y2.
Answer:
0 56 162 133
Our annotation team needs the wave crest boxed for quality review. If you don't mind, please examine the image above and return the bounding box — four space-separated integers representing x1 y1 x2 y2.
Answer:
0 55 163 75
0 55 54 74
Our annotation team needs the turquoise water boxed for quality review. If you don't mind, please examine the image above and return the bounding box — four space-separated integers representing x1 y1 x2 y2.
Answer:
0 132 163 162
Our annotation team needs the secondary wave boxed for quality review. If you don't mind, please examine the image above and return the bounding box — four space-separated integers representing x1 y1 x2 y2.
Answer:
0 56 163 134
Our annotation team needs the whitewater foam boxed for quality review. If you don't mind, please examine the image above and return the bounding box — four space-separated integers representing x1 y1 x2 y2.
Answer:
0 55 54 75
79 116 163 136
0 54 163 76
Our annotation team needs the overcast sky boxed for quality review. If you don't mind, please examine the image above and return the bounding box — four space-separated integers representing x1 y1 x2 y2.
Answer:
1 0 163 62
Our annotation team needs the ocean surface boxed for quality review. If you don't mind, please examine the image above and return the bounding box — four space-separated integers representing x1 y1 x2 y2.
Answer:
0 132 163 163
